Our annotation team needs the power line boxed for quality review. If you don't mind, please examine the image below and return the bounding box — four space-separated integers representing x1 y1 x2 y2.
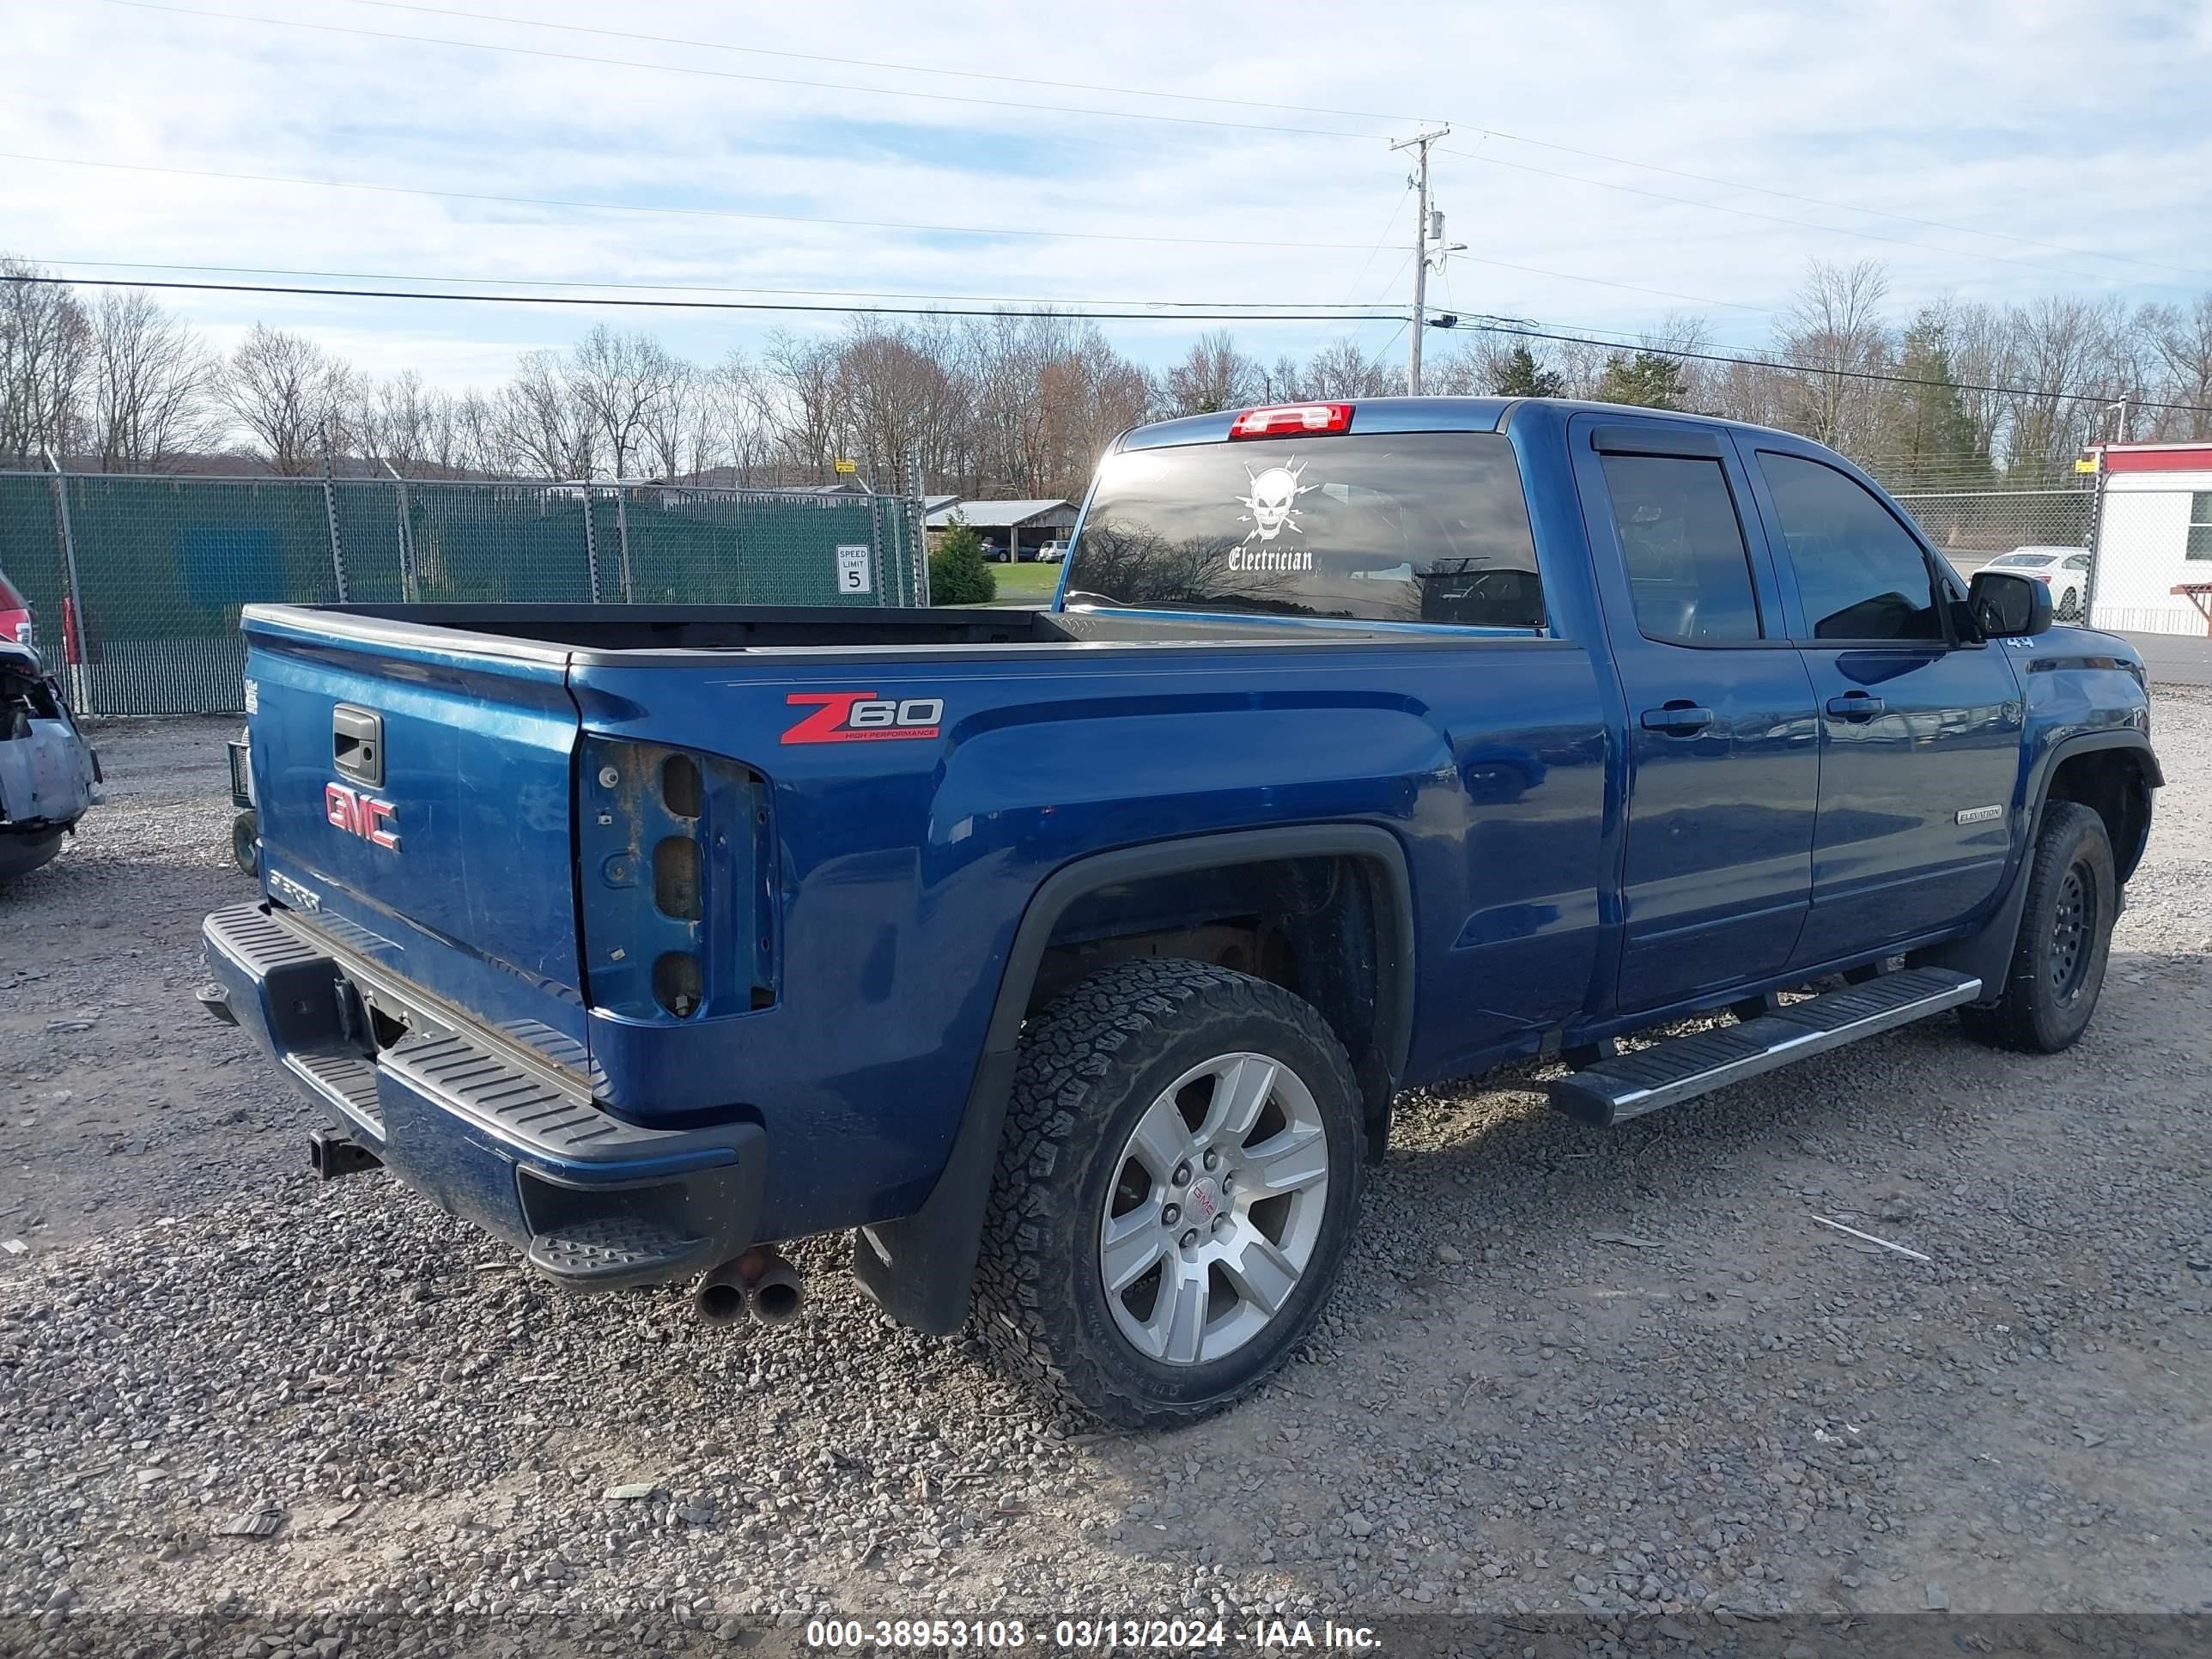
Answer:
0 270 1407 324
6 153 1773 312
100 0 1385 141
7 268 2197 417
1474 322 2212 416
33 257 1407 312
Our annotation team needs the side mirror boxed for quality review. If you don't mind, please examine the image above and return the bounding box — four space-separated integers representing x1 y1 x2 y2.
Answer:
1967 568 2052 639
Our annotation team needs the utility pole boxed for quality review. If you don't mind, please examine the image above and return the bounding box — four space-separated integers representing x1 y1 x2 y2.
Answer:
1391 125 1449 395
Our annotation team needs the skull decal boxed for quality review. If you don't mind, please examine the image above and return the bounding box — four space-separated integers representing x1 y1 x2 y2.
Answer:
1234 459 1316 544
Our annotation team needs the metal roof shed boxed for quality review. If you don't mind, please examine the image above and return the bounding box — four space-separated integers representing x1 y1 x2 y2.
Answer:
923 499 1078 561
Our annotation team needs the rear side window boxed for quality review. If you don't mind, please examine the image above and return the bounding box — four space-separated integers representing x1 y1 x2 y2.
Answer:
1065 432 1544 629
1759 453 1942 641
1599 453 1762 643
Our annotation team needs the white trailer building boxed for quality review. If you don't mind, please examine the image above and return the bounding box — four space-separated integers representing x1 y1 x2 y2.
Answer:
2087 442 2212 635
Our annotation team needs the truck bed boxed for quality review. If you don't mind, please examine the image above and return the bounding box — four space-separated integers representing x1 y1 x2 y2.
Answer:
264 602 1495 658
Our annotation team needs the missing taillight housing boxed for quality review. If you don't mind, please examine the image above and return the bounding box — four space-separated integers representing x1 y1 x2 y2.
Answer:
653 951 704 1018
653 836 702 921
662 753 702 817
579 737 775 1023
1229 402 1353 439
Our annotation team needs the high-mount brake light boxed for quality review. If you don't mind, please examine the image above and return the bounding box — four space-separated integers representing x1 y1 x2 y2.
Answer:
1228 402 1353 439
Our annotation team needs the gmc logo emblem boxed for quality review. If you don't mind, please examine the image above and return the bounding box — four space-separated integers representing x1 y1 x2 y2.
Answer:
325 782 400 849
781 691 945 744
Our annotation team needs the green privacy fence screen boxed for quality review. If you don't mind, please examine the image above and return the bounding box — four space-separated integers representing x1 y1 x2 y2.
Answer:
0 471 929 716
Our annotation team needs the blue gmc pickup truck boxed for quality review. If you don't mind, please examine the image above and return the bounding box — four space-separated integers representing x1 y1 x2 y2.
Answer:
202 397 2159 1425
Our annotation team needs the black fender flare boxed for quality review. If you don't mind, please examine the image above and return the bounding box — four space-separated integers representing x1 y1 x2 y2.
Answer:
1916 728 2159 997
850 823 1417 1335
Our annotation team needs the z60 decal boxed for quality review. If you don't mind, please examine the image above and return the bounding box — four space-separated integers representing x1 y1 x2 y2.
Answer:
325 781 400 849
782 691 944 744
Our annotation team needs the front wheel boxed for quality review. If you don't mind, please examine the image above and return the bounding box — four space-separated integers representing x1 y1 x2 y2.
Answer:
1959 800 2116 1053
974 958 1365 1428
2058 586 2081 621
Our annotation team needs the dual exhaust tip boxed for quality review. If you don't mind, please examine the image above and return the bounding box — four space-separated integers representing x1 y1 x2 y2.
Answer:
694 1246 806 1328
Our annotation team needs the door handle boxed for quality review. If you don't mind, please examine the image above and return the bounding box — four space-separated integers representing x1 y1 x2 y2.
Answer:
1639 702 1715 735
1825 692 1887 722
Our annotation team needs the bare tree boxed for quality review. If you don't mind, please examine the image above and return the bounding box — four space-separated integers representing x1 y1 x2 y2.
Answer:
564 325 688 479
1779 258 1893 452
1160 330 1258 416
1304 337 1403 399
2002 295 2118 477
83 289 216 471
836 315 969 489
490 349 594 478
449 389 501 477
1938 298 2015 465
220 323 353 474
1255 353 1309 402
1707 355 1794 430
1639 313 1718 411
1028 317 1151 498
1418 339 1500 396
641 356 702 481
762 330 844 481
0 256 91 464
695 349 775 483
355 369 444 476
962 310 1042 496
2136 295 2212 441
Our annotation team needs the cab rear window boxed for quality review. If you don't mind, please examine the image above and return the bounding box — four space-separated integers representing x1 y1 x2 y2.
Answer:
1063 432 1544 629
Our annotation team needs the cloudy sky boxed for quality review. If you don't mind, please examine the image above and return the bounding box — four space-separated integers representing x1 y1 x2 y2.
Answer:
5 0 2209 387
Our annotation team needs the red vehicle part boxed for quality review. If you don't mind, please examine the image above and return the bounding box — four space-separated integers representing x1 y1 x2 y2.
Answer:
0 569 31 651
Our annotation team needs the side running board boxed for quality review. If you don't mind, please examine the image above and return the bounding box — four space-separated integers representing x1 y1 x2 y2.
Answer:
1548 967 1982 1127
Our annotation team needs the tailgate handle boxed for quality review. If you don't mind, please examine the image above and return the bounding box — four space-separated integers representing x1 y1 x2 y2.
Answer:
332 705 385 788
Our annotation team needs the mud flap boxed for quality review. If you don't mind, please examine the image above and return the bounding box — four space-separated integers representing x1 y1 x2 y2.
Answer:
849 1048 1016 1336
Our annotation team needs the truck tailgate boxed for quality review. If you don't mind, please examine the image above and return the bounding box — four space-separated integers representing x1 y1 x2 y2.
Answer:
242 611 590 1072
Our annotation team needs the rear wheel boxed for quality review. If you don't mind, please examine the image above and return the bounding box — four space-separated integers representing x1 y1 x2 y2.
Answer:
231 809 259 878
974 958 1364 1427
1959 800 2115 1053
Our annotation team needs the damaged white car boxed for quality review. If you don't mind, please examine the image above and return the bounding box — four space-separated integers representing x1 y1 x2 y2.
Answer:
0 641 101 884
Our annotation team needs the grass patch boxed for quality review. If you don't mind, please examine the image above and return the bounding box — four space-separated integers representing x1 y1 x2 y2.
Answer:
972 561 1062 605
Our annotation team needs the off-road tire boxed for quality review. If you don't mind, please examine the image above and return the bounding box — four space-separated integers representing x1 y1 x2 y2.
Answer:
1959 800 2116 1054
973 958 1364 1428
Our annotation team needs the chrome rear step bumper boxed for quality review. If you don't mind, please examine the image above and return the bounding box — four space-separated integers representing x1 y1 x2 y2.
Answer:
200 902 766 1291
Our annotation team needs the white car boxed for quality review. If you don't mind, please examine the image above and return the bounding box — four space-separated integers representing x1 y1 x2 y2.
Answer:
1036 541 1069 563
1984 546 2091 621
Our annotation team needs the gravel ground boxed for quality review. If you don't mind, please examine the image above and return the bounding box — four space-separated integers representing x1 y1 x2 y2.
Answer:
1 699 2208 1656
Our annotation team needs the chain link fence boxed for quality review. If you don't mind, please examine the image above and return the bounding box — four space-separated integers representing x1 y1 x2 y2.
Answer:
0 470 931 715
1894 483 2212 637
